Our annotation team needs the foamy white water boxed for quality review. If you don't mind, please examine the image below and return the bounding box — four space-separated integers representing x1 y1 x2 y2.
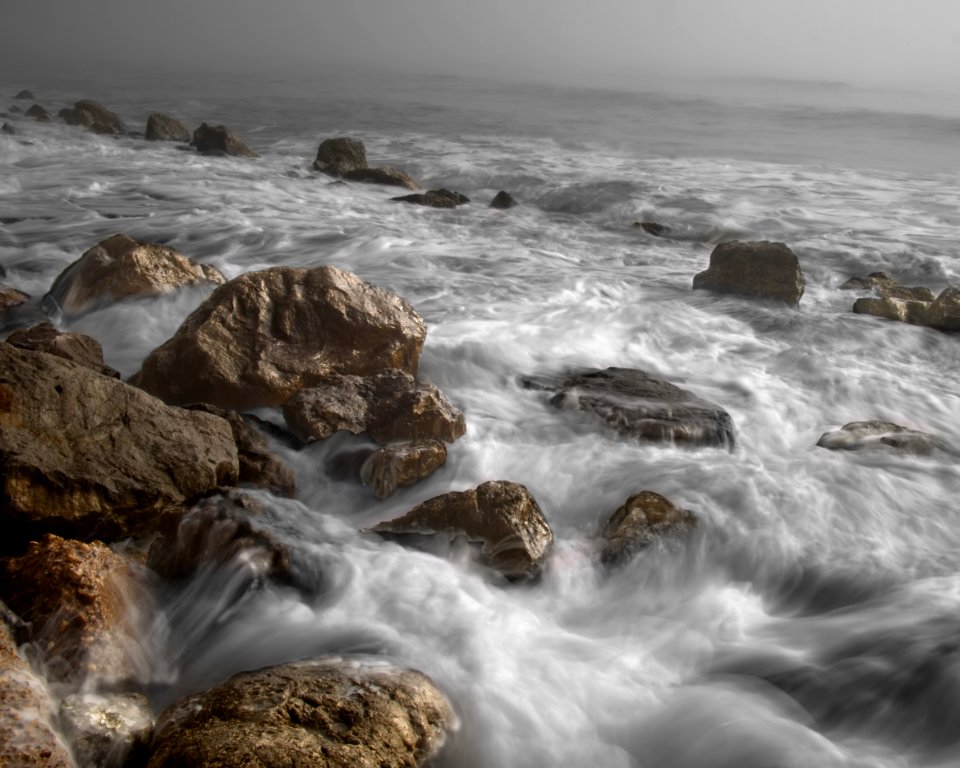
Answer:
3 69 960 767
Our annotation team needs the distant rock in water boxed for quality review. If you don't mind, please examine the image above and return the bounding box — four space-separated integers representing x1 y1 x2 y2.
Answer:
6 322 120 378
24 103 50 122
633 221 670 237
392 189 470 208
693 240 805 306
817 420 949 456
343 166 419 189
70 100 126 135
852 286 960 332
14 89 35 100
145 112 190 142
490 191 517 209
922 286 960 331
522 367 735 449
370 480 553 579
43 233 225 317
840 271 934 302
1 122 15 135
147 658 455 768
313 137 367 176
192 122 257 157
601 491 698 564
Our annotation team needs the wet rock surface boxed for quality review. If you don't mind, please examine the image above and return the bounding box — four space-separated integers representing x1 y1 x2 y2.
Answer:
839 271 934 301
393 189 470 208
5 322 120 378
490 190 517 209
853 286 960 332
313 137 368 176
633 221 670 237
71 100 125 135
817 420 949 455
600 491 699 564
342 166 419 189
24 104 50 122
360 440 448 499
60 692 153 768
145 112 190 142
693 240 805 305
191 122 257 157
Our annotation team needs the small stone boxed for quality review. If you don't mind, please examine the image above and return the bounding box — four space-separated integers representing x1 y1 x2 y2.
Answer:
14 89 35 100
600 491 698 564
633 221 670 237
490 191 517 209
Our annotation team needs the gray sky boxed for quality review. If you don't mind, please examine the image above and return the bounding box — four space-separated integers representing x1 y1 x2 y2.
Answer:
3 0 959 91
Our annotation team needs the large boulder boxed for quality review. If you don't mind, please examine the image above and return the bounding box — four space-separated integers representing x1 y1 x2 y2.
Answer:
343 167 419 189
313 137 367 176
817 420 949 456
192 122 257 157
392 189 470 208
24 103 50 122
600 491 698 564
693 240 805 305
3 535 146 685
0 344 239 547
0 618 74 767
839 272 934 302
43 233 225 317
360 440 448 499
370 480 553 579
72 100 125 135
281 369 465 445
6 322 120 378
60 692 153 768
146 658 455 768
522 367 736 449
145 112 190 142
131 266 427 410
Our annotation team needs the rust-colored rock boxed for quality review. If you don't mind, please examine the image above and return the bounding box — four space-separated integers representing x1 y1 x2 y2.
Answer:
282 369 465 445
693 240 805 305
360 440 447 499
6 323 119 378
131 266 427 410
73 100 125 135
817 420 949 456
600 491 698 564
839 272 934 302
343 166 419 189
146 658 455 768
0 344 238 547
371 480 553 579
145 112 190 142
192 122 257 157
313 137 367 176
3 535 148 685
393 189 470 208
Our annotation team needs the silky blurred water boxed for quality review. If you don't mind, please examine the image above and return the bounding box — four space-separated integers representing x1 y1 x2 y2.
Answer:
2 69 960 767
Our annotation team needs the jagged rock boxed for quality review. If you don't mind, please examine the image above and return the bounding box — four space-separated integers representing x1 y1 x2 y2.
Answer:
0 344 238 547
360 440 447 499
853 296 929 324
60 692 153 768
923 286 960 332
343 166 419 189
393 189 470 208
693 240 805 305
522 367 735 449
131 266 426 410
0 285 28 316
5 323 120 378
282 370 465 445
24 104 50 122
633 221 670 237
146 658 455 768
0 122 14 135
0 618 74 767
817 420 949 456
600 491 698 564
313 137 367 176
371 480 553 579
43 233 225 316
839 272 934 301
490 191 517 209
3 535 147 685
191 122 257 157
72 100 125 135
14 90 34 100
145 112 190 142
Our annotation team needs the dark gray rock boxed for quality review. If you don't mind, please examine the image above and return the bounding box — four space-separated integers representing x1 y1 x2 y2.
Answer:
393 189 470 208
343 166 419 189
0 122 14 135
693 240 805 305
25 103 50 122
817 420 949 455
313 137 367 176
145 112 190 142
192 122 257 157
490 191 517 209
14 89 34 100
633 221 670 237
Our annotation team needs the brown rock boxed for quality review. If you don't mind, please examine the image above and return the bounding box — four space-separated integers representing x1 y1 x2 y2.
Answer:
282 369 465 445
0 285 29 316
817 420 949 456
693 240 805 305
600 491 698 564
60 692 153 768
852 296 929 324
146 658 455 768
922 286 960 332
24 104 50 122
6 323 120 378
392 189 470 208
191 122 257 157
839 271 934 302
522 367 735 449
0 618 74 768
633 221 670 237
0 344 239 547
370 480 553 579
3 535 147 685
145 112 190 142
343 166 419 189
43 233 225 317
360 440 447 499
73 100 125 135
313 137 367 176
131 266 427 410
490 191 517 209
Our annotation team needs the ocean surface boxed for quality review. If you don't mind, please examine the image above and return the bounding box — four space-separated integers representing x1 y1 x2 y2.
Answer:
3 68 960 767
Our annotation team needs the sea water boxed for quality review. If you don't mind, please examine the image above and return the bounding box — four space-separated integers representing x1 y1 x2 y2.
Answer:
2 67 960 767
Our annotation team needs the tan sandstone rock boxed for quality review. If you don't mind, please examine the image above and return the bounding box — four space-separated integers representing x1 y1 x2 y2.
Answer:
5 323 119 378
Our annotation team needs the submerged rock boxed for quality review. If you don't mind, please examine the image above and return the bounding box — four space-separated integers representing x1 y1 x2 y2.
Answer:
633 221 670 237
360 440 448 499
24 103 50 122
5 322 120 378
923 286 960 332
313 137 367 176
72 100 126 135
191 122 257 157
146 658 455 768
282 370 466 445
60 692 153 768
0 343 238 547
522 367 735 449
839 271 934 302
693 240 805 305
371 480 553 579
0 285 29 317
852 286 960 333
43 233 225 317
600 491 698 564
343 166 419 189
393 189 470 208
131 266 427 410
817 420 949 455
145 112 190 142
490 191 517 209
1 122 15 135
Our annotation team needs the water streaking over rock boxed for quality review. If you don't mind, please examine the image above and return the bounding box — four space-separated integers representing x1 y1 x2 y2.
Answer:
1 69 960 768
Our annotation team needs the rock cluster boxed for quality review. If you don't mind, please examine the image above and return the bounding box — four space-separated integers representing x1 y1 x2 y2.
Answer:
853 286 960 332
313 136 419 188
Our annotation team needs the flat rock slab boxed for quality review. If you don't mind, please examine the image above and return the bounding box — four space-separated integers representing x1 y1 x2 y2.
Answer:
693 240 805 305
601 491 698 564
146 658 455 768
132 266 427 410
522 367 735 449
817 420 950 456
392 189 470 208
370 480 553 579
